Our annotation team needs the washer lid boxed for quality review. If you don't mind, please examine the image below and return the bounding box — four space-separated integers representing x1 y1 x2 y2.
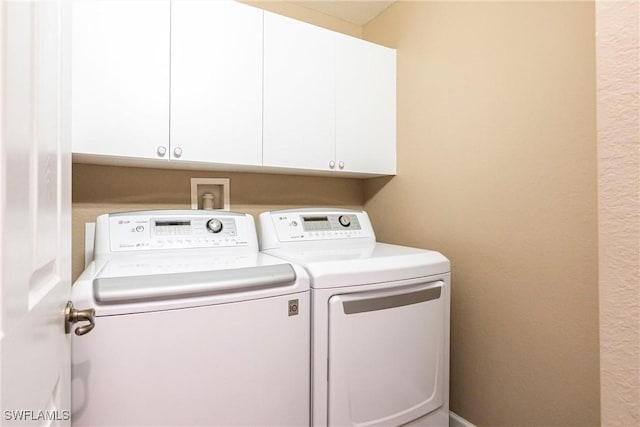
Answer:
72 251 310 316
95 248 263 278
93 264 297 305
265 243 450 289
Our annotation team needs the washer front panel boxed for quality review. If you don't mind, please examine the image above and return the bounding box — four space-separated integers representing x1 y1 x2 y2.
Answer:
72 291 310 427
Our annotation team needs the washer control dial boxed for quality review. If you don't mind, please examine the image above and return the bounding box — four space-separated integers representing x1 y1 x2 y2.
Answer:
206 218 223 233
338 215 351 227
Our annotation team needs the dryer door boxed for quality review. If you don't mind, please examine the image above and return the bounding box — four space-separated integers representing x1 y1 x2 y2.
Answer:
328 281 445 427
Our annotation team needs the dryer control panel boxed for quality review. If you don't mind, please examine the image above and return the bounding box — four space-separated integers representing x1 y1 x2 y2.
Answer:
259 209 376 248
95 211 254 253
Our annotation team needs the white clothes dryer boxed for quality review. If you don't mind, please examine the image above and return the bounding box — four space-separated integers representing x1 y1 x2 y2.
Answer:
258 208 451 427
71 210 310 427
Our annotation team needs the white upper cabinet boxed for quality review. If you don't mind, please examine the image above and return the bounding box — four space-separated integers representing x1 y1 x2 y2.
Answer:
263 12 336 171
170 1 262 166
70 0 396 177
72 0 170 160
336 34 396 175
264 13 396 175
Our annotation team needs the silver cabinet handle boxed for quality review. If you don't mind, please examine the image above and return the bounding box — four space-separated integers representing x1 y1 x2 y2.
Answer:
338 161 345 169
173 147 183 158
157 146 167 157
329 160 336 169
65 301 95 336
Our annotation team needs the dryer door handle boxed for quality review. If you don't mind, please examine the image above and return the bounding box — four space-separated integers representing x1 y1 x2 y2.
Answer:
340 281 443 315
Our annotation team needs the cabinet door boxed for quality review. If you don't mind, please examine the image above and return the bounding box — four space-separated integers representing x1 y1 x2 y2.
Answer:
170 1 262 165
263 12 335 171
336 34 396 175
72 0 170 160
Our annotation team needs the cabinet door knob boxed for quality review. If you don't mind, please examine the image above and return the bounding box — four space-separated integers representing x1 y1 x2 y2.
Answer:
173 147 183 158
157 146 167 157
338 161 345 169
329 160 336 169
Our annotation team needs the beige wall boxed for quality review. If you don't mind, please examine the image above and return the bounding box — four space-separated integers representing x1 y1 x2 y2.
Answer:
363 2 599 426
596 1 640 425
72 164 363 280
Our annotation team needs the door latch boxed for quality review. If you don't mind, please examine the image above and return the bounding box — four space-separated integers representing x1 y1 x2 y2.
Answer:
65 301 95 336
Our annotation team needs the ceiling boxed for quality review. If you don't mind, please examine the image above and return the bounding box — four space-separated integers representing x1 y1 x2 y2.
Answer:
288 1 395 26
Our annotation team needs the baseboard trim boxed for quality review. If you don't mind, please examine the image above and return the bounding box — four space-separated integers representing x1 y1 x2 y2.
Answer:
450 411 476 427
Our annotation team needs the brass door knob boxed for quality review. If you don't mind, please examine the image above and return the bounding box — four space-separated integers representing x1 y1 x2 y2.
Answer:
65 301 96 336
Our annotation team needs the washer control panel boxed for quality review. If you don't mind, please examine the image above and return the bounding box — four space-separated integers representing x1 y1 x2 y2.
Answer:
107 212 249 251
269 211 373 242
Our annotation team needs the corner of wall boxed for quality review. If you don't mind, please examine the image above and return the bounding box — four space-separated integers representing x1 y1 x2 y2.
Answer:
596 0 640 424
240 0 363 38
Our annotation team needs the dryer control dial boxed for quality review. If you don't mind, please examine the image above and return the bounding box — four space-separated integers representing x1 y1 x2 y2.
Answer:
338 215 351 227
206 218 223 233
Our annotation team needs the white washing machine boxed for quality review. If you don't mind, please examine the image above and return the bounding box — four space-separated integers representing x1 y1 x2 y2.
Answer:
71 210 310 427
258 208 451 427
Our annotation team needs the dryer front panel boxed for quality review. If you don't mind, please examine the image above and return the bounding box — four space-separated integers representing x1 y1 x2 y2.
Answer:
327 281 445 427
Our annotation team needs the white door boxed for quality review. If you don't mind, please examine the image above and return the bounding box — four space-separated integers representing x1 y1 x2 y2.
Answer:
71 0 170 161
1 1 73 425
263 11 336 172
327 281 445 427
171 0 263 166
336 34 396 175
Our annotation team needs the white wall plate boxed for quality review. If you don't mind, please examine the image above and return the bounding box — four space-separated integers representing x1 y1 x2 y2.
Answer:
190 178 230 210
